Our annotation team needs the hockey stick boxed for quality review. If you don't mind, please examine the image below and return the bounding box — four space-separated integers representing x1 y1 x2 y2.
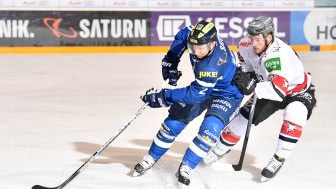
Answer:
232 94 257 171
212 94 258 172
32 80 169 189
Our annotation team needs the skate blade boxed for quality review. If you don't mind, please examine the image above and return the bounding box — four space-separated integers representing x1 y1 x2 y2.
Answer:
132 171 143 177
260 176 270 182
175 181 189 188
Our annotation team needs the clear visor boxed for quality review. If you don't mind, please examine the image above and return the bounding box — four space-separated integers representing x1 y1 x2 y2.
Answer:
187 43 211 55
187 43 196 55
248 34 266 44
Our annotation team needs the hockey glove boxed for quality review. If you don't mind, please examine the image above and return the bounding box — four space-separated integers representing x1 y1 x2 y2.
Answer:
162 60 182 86
141 88 172 108
232 67 257 95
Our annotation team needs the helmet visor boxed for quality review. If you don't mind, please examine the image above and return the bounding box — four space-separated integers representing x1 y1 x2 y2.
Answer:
187 42 196 55
187 42 212 56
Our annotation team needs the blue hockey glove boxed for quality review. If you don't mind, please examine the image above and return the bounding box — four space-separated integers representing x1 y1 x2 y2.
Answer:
162 60 182 86
141 88 172 108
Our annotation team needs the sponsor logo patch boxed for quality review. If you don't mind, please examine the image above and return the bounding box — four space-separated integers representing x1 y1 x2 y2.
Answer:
199 71 218 78
264 57 281 72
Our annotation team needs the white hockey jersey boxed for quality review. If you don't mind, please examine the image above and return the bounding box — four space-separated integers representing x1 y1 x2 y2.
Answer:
237 36 311 101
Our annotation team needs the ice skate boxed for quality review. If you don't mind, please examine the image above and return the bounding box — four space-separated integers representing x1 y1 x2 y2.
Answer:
260 154 285 182
203 149 231 165
133 155 157 176
176 163 192 187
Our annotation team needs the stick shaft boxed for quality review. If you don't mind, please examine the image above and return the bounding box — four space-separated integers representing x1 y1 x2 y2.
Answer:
232 94 257 171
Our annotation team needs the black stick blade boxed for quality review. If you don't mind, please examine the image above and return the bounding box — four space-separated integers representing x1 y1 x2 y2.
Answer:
232 164 242 171
32 185 58 189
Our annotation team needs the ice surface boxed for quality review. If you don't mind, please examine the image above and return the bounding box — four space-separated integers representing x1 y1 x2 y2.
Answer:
0 52 335 189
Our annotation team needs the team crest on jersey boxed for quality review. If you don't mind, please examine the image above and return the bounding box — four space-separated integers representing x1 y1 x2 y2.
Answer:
217 52 227 65
273 47 281 52
264 57 281 72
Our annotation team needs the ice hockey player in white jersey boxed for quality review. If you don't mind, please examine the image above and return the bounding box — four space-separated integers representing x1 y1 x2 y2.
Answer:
203 16 317 182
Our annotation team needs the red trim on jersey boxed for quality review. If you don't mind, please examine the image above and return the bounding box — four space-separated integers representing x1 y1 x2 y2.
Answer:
290 72 308 94
271 72 308 97
270 74 288 97
280 120 302 139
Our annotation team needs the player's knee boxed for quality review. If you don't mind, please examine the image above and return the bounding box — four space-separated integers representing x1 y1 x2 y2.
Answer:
284 101 308 127
226 113 249 137
199 115 224 143
162 117 187 137
190 116 224 155
218 114 248 147
220 126 241 147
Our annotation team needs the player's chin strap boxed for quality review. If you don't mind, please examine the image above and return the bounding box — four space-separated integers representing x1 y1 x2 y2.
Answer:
257 35 274 57
31 80 170 189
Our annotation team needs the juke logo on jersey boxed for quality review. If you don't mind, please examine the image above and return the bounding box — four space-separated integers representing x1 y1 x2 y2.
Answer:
199 71 218 78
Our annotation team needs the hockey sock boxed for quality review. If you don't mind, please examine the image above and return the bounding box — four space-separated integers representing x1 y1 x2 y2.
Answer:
182 135 213 169
276 120 303 158
149 129 175 160
214 127 240 155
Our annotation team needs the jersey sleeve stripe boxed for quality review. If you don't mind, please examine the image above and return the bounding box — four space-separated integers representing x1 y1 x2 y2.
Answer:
195 78 216 88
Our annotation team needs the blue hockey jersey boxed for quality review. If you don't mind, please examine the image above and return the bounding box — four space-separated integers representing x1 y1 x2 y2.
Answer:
164 25 243 104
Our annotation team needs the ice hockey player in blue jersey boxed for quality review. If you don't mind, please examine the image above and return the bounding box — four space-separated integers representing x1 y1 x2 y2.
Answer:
133 20 244 186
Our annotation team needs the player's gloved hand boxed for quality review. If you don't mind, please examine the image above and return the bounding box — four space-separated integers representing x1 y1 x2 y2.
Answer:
232 66 257 95
162 60 182 86
141 88 172 108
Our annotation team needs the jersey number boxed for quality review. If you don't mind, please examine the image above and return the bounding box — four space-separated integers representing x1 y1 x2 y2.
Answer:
199 88 208 95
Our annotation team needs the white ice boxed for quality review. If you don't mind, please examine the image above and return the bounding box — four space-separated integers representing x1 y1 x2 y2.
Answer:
0 52 335 189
